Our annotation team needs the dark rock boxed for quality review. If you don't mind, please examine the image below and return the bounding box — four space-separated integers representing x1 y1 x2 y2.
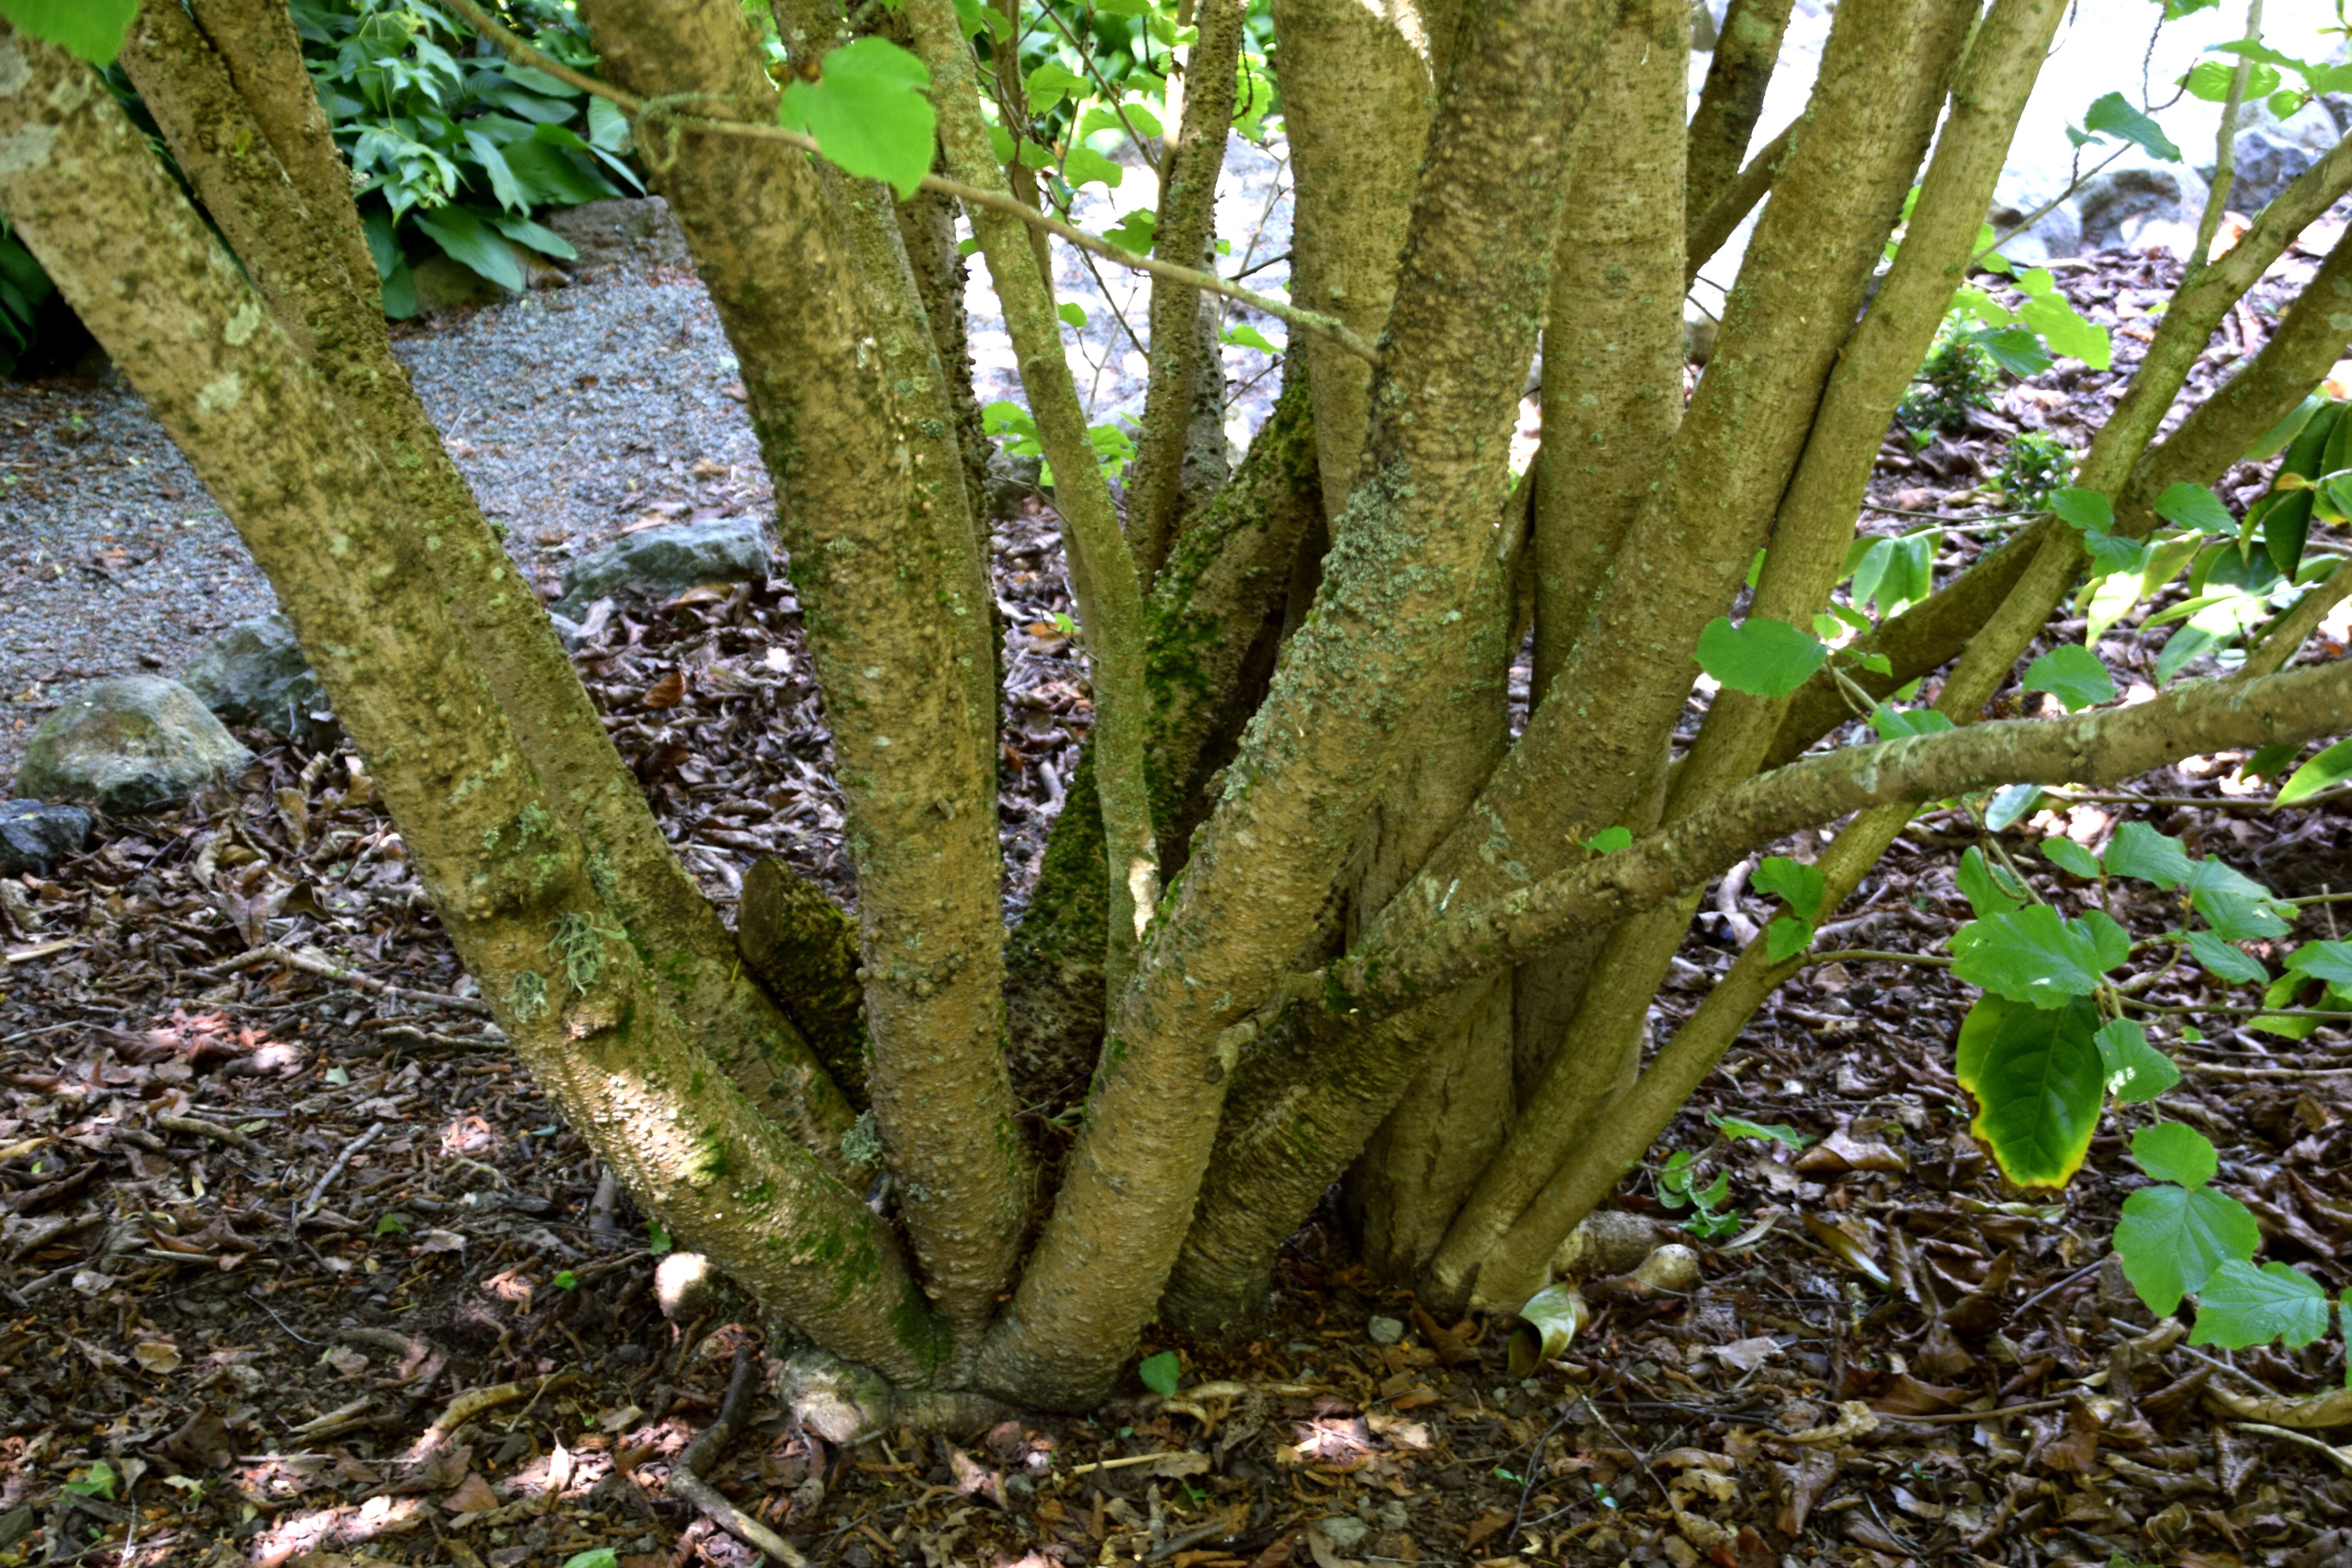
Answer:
984 449 1045 521
543 196 692 272
2225 124 2325 216
181 613 336 742
14 676 253 814
554 515 772 616
1987 164 2083 265
2077 163 2209 257
0 799 93 875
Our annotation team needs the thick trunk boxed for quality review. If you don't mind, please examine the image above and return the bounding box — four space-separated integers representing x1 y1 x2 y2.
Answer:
976 0 1605 1407
1272 0 1461 523
1513 0 1688 1102
1166 0 1973 1327
1420 0 2070 1312
1123 0 1247 580
583 0 1025 1338
120 0 862 1171
1002 377 1322 1105
0 28 942 1378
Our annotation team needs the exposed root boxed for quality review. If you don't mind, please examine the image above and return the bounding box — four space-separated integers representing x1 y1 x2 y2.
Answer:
778 1349 1022 1445
671 1347 807 1565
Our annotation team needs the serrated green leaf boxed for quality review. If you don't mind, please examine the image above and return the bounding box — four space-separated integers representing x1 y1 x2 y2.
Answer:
1693 617 1828 698
2049 487 2114 532
1752 856 1825 921
2040 837 2102 880
2278 736 2352 804
0 0 136 64
2116 1181 2261 1315
1102 206 1158 255
2093 1018 2180 1103
2190 1259 2331 1349
1064 143 1124 191
2186 930 2268 985
1950 906 2116 1007
2025 643 2115 714
2105 822 2193 887
2132 1120 2220 1187
1765 916 1814 963
2190 883 2290 942
1583 826 1633 854
2014 273 2112 370
777 38 936 199
1953 994 2105 1188
2154 482 2236 535
1708 1112 1815 1148
1984 782 2047 832
1957 847 2022 917
2082 91 2181 161
2287 938 2352 987
1138 1350 1181 1397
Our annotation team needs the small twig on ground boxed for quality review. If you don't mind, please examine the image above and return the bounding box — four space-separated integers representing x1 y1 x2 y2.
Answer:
300 1122 387 1218
191 944 494 1017
153 1114 254 1150
668 1347 807 1566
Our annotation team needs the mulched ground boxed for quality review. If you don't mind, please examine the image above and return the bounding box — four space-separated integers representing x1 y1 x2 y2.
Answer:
11 218 2352 1567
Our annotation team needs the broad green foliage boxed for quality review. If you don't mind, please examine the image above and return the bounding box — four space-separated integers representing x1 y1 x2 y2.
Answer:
1136 1349 1181 1396
0 0 136 65
2091 1019 2178 1103
1655 1149 1738 1239
778 37 936 198
2196 37 2352 124
1897 321 2001 434
1693 616 1827 697
1949 905 2126 1006
2191 1261 2332 1349
292 0 636 312
1954 995 2105 1187
1753 855 1824 962
1843 530 1938 621
984 400 1135 488
2022 643 2115 712
0 225 53 376
1995 431 2074 508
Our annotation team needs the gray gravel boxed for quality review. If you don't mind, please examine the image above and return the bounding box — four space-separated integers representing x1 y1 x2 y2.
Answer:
0 134 1295 784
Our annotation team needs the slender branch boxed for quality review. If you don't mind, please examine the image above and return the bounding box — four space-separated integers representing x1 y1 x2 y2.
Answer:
1685 120 1793 284
2190 0 2265 275
1328 655 2352 1016
440 0 1374 362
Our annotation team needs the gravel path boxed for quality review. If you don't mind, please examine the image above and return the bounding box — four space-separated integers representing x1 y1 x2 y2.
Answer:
0 134 1293 783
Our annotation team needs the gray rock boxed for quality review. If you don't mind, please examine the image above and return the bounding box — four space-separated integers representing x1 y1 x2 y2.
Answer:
2224 124 2325 216
2077 163 2210 258
15 676 253 815
1987 162 2083 265
1366 1314 1405 1346
555 516 772 616
544 196 692 272
0 799 93 875
182 613 335 742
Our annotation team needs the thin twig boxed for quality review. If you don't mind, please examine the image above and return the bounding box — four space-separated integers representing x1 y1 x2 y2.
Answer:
437 0 1376 363
300 1121 387 1218
668 1348 808 1565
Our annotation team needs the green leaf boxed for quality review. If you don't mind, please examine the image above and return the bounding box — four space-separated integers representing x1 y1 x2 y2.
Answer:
2105 822 2193 888
412 205 523 290
1957 847 2022 917
777 37 937 199
553 1269 580 1290
2040 837 2102 880
2278 736 2352 804
2082 91 2182 162
2187 931 2268 985
0 0 137 64
1707 1112 1815 1148
1025 60 1089 112
1693 616 1829 698
2190 1259 2331 1349
2117 1180 2262 1315
2245 393 2328 462
2287 938 2352 986
2187 859 2290 941
2015 272 2112 370
2132 1120 2220 1187
1583 826 1633 854
1137 1350 1181 1397
1101 206 1158 255
2241 741 2303 782
62 1460 118 1500
1984 782 2046 832
1950 907 2118 1007
1974 325 2051 376
587 97 632 155
487 212 577 261
1869 704 1955 740
1058 301 1087 329
1765 916 1814 963
1752 856 1825 921
1953 994 2106 1188
2049 486 2115 532
2154 482 2236 536
647 1219 673 1256
2093 1018 2180 1103
464 129 528 213
1064 144 1124 191
374 1212 408 1236
1223 323 1279 354
561 1550 622 1568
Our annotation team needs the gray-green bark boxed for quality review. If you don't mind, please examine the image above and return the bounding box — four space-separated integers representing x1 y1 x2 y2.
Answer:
0 25 943 1378
583 0 1025 1338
